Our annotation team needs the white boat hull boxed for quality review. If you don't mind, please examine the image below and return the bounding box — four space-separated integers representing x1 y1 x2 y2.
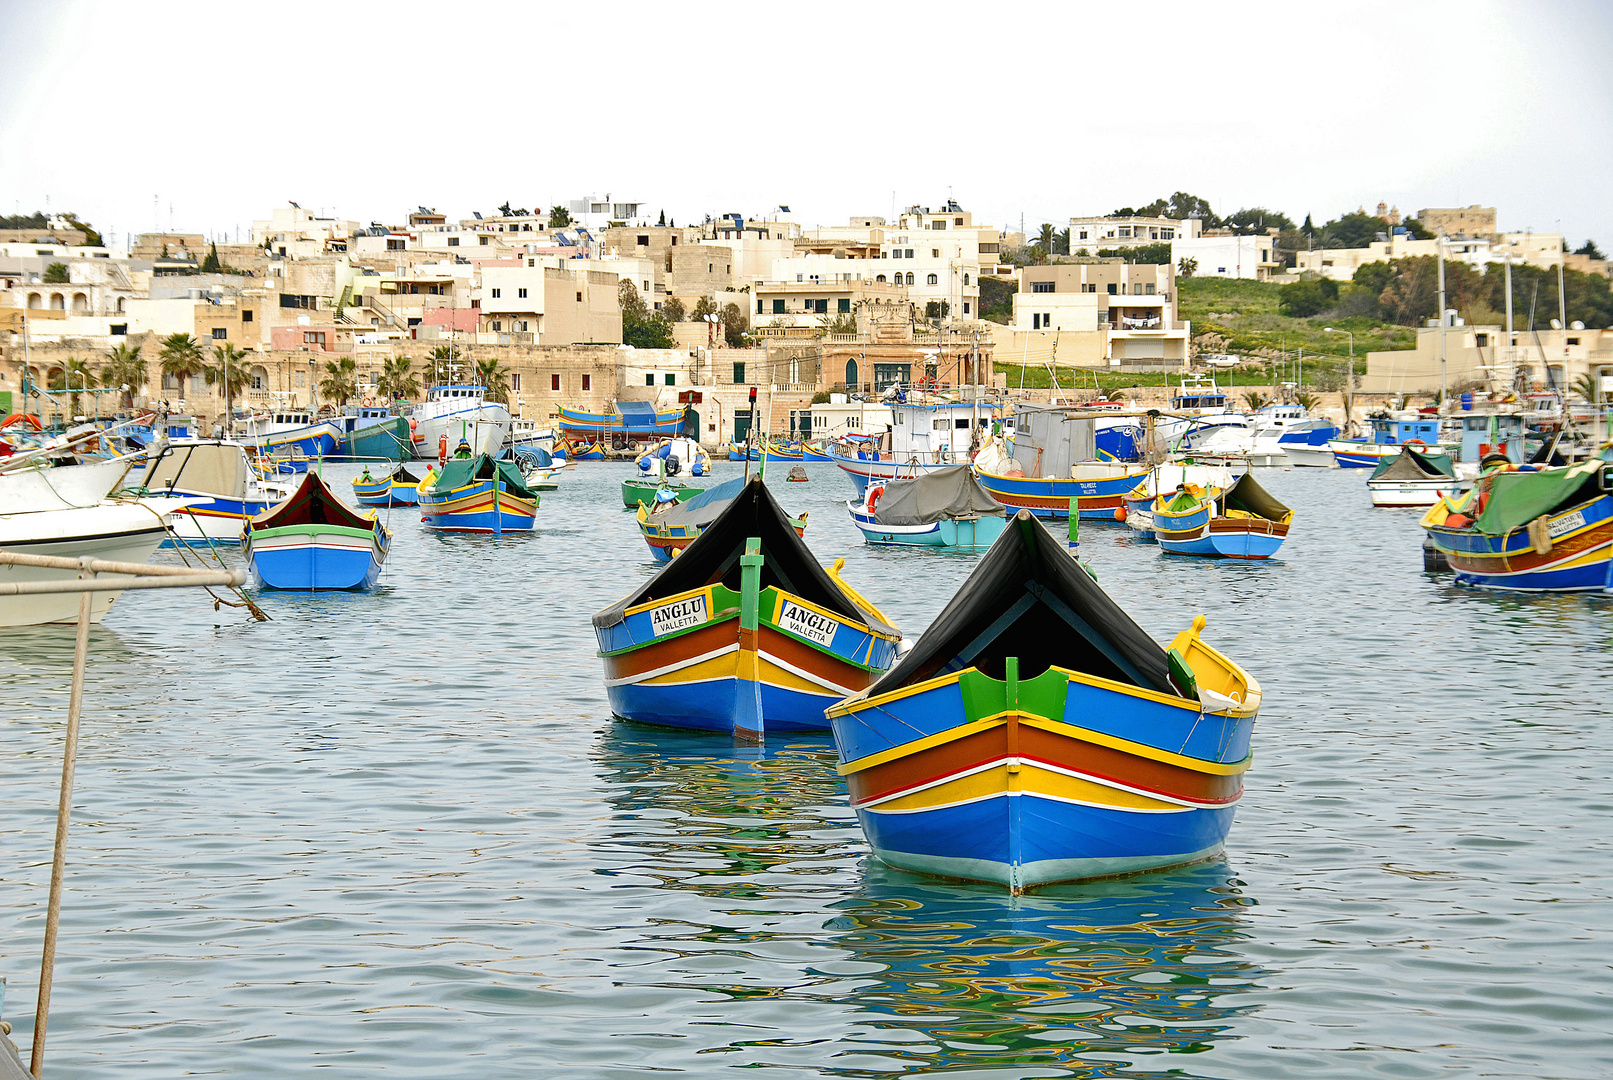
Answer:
1367 478 1469 507
410 406 511 458
1283 444 1338 468
0 500 185 626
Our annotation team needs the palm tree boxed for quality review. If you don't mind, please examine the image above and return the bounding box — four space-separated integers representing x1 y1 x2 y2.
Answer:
1242 390 1271 410
377 355 419 401
101 342 148 410
1055 227 1071 256
1571 372 1599 405
474 356 512 405
319 356 358 407
49 357 98 417
158 332 205 398
205 343 252 420
1295 391 1322 412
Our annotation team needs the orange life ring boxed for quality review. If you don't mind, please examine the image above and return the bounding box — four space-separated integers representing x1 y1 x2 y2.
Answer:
438 433 449 465
1404 438 1427 448
866 486 883 513
362 396 375 407
409 417 418 431
1 413 43 430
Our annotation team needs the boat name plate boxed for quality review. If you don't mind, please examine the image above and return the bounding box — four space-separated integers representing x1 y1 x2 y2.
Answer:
650 595 708 636
1548 510 1585 539
778 600 837 647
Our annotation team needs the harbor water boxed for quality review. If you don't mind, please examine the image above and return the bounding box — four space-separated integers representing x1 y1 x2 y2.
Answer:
2 462 1610 1078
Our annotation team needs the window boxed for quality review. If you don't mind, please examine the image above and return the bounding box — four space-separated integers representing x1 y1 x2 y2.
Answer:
518 287 527 298
838 298 850 313
1118 227 1132 238
279 294 317 309
1033 313 1042 330
511 373 520 391
757 298 765 314
492 321 502 331
551 373 561 391
448 237 459 246
645 373 655 386
872 363 910 392
387 239 404 251
933 419 948 431
905 273 915 286
1568 336 1581 346
772 299 786 314
211 327 227 339
1133 283 1143 295
932 248 940 258
932 220 946 230
637 235 649 246
733 362 746 383
479 236 489 246
516 320 528 332
491 288 501 298
241 310 253 323
110 323 127 335
955 217 964 226
1145 283 1155 295
1107 283 1117 295
1031 281 1054 294
891 249 901 259
1475 333 1490 347
876 274 886 282
1079 230 1088 240
303 331 325 345
963 273 970 285
576 292 583 302
582 374 591 391
1161 228 1174 240
708 263 713 273
926 274 938 285
664 373 675 386
905 249 914 258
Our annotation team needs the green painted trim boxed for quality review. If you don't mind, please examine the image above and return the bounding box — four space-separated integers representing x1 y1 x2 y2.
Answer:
251 524 373 540
958 666 1069 724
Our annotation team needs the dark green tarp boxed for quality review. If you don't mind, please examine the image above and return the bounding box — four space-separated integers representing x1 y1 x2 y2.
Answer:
429 454 536 499
1371 445 1455 481
1471 461 1608 536
1221 472 1290 522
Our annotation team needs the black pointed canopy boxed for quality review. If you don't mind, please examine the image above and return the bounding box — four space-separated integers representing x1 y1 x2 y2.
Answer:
856 510 1177 700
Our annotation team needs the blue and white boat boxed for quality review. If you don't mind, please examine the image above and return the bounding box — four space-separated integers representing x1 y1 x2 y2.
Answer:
408 385 512 459
832 399 996 495
1328 413 1451 468
636 436 711 477
847 466 1008 549
240 408 341 458
244 470 390 590
136 439 296 543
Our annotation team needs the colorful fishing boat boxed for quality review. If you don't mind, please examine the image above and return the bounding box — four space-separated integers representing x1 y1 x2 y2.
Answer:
826 510 1261 891
243 471 390 590
762 438 803 464
352 463 424 507
1366 445 1468 508
239 409 342 458
623 475 704 509
974 431 1148 520
557 401 688 444
1154 473 1292 559
802 441 834 462
418 453 538 533
1421 459 1613 592
595 476 901 737
847 466 1008 549
1122 463 1237 541
562 437 607 461
635 475 807 562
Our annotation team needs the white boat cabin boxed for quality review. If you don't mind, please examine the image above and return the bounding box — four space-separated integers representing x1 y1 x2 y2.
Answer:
889 402 997 463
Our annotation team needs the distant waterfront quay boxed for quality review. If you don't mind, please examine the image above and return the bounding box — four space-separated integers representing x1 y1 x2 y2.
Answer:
2 461 1610 1077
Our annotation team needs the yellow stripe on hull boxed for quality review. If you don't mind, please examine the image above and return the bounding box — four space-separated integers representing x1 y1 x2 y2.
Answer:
863 760 1196 815
635 649 845 699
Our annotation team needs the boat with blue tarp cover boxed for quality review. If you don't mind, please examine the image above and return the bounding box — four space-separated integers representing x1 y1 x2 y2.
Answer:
596 476 900 737
826 509 1261 891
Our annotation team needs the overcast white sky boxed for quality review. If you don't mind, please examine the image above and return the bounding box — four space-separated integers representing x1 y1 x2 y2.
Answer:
3 0 1610 248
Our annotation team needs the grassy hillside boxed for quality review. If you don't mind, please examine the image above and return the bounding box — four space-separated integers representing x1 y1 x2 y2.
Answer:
1177 277 1413 364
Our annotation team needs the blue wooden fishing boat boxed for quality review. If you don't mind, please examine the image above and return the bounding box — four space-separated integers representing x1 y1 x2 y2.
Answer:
352 464 423 507
847 466 1008 549
826 510 1261 891
243 470 390 590
802 441 834 462
419 453 538 533
596 476 900 738
636 476 808 562
558 401 688 442
972 407 1148 519
240 409 342 458
1154 473 1291 559
727 441 761 461
1421 459 1613 592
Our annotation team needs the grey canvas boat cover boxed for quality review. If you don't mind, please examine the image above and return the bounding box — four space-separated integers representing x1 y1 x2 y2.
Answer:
852 510 1178 700
595 476 896 636
873 465 1006 526
642 474 745 531
1370 445 1455 481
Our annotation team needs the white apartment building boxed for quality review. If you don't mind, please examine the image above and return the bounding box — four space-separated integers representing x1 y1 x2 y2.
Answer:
567 195 650 231
250 204 359 257
1172 233 1283 280
1290 232 1561 282
1068 214 1203 252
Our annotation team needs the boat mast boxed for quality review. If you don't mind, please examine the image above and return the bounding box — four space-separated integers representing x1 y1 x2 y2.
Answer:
1437 232 1448 406
1504 253 1513 393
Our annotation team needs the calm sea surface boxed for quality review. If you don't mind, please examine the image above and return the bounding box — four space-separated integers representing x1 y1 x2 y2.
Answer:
2 460 1611 1078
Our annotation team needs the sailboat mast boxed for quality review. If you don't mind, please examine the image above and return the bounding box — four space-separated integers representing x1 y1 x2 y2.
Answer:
1437 233 1448 405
